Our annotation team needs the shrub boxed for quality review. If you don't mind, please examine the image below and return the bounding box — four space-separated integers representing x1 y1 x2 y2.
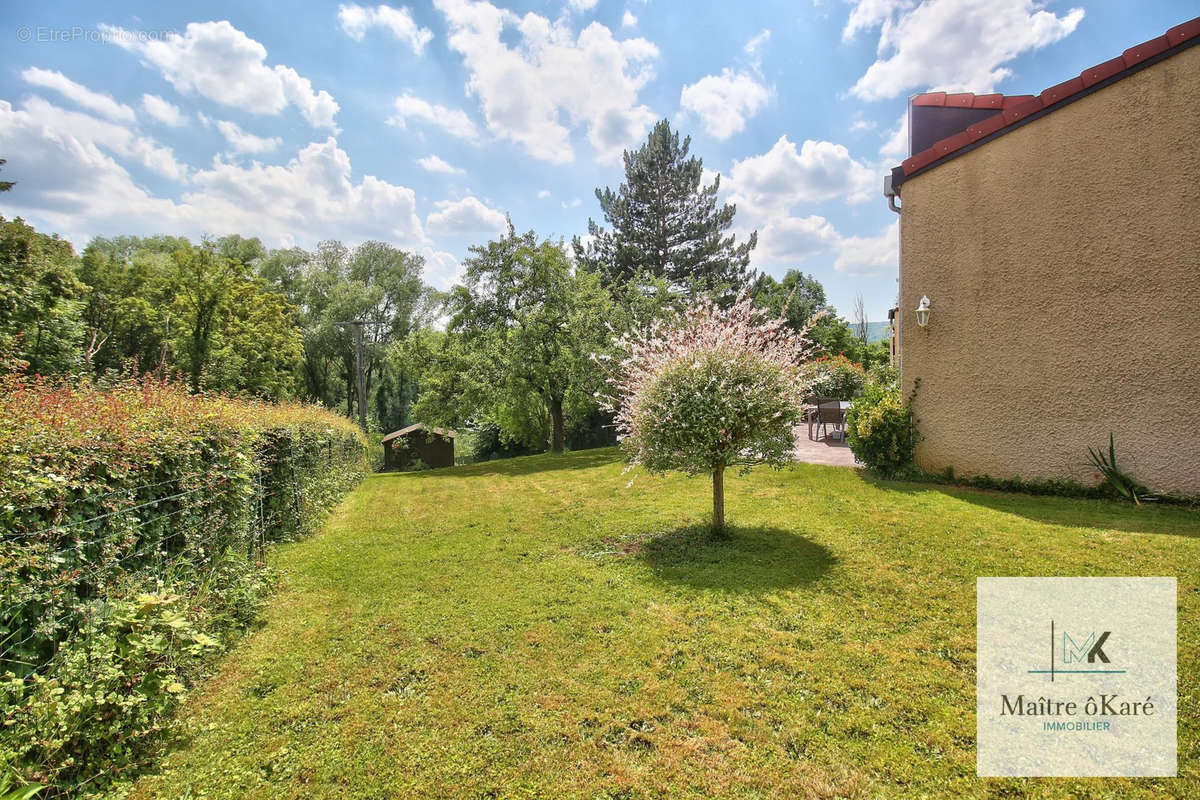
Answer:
0 375 365 795
801 354 866 400
607 296 815 532
845 381 918 476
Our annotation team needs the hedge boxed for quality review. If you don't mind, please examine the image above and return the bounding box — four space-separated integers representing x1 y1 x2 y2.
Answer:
0 375 366 796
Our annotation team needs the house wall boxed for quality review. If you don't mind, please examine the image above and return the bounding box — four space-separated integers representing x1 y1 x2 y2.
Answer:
898 44 1200 496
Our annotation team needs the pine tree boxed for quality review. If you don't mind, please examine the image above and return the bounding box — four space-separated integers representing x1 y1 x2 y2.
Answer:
576 120 756 296
0 159 14 193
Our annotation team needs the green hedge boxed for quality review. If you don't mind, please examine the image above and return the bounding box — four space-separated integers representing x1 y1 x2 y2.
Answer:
0 375 366 796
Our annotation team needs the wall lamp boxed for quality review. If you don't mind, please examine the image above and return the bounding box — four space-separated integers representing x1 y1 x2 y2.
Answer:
915 295 932 328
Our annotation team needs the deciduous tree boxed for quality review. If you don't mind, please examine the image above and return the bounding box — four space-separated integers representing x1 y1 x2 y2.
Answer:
607 296 815 532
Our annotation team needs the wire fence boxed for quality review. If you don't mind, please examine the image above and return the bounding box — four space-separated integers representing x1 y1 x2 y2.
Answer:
0 436 365 681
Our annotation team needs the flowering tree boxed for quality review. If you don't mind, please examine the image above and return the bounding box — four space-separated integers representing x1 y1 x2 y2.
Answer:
606 296 816 532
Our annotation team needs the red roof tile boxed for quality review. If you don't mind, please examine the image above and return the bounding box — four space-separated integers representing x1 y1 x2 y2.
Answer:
893 15 1200 184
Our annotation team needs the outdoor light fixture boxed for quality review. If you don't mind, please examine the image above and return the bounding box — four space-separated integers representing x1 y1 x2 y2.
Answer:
915 295 932 328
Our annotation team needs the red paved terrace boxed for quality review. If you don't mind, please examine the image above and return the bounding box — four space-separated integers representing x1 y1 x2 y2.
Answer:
891 15 1200 185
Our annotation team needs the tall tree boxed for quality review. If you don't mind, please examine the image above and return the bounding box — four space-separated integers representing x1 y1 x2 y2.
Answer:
576 120 757 296
853 293 868 343
0 216 83 374
0 159 13 192
170 242 244 392
424 225 614 453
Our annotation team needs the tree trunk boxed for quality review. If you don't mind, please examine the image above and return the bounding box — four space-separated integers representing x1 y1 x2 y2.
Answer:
712 463 725 534
549 395 565 454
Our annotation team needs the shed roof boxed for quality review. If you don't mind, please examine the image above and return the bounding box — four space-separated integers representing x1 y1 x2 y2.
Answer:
381 423 457 443
891 16 1200 188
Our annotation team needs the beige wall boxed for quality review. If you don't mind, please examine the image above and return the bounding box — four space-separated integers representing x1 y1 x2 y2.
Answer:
898 45 1200 496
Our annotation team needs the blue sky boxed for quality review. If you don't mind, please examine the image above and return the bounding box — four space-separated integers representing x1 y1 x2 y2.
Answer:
1 1 1195 321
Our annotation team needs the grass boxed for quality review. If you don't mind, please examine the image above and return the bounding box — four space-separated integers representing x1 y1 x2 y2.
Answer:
131 448 1199 799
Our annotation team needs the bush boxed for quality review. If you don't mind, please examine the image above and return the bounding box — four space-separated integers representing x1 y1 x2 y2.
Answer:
608 296 815 532
801 355 866 400
845 381 918 476
0 375 366 795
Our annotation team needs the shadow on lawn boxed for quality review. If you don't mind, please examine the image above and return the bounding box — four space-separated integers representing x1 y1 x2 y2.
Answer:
376 447 622 480
861 474 1200 537
640 525 836 593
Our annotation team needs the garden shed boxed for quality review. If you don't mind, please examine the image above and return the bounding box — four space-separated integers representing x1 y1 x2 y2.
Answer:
382 424 456 470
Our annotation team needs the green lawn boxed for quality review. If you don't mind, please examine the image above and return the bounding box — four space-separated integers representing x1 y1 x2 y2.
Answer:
132 449 1199 799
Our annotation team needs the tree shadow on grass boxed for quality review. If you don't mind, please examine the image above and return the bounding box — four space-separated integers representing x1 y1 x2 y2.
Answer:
376 447 622 480
859 473 1200 538
639 525 836 593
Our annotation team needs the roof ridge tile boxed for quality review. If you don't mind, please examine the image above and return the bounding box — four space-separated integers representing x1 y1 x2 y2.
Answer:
895 15 1199 184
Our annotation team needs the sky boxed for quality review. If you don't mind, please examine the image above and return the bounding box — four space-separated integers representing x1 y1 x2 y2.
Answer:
1 1 1195 321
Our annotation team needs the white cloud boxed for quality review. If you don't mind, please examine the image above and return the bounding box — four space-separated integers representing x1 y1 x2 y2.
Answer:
388 92 481 141
537 188 551 199
879 112 908 161
755 214 842 264
744 28 771 56
561 197 581 209
420 247 463 288
728 136 876 213
434 0 659 163
426 196 507 236
337 4 433 53
417 154 464 174
15 96 187 182
845 0 1084 100
718 135 894 273
680 69 769 140
0 99 429 255
141 94 186 126
622 10 638 27
214 119 282 154
21 68 135 123
850 118 877 133
185 138 425 245
842 0 911 42
568 0 599 11
834 220 898 275
101 20 339 128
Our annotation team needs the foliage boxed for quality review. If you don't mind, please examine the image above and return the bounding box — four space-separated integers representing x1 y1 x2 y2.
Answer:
260 239 431 430
0 376 366 795
577 120 756 297
128 449 1200 800
0 217 84 375
801 355 867 400
607 296 815 531
844 381 918 476
866 361 898 389
750 269 891 368
0 159 14 193
1087 433 1150 504
416 226 616 453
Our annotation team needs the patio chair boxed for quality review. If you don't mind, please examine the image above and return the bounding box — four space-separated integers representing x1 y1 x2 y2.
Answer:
816 398 845 442
801 395 820 439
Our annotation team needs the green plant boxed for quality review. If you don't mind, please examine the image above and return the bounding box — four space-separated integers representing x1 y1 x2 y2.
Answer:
801 355 867 400
0 772 42 800
609 296 814 532
1088 433 1149 504
0 375 366 795
844 381 919 476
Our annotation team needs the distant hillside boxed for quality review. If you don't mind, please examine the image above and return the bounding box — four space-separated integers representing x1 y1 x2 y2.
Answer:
850 321 890 343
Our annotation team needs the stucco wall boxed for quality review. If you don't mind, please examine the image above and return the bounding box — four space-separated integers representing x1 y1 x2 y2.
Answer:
899 45 1200 496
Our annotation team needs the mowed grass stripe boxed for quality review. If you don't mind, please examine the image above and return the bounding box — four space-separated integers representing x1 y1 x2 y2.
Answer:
132 448 1200 799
